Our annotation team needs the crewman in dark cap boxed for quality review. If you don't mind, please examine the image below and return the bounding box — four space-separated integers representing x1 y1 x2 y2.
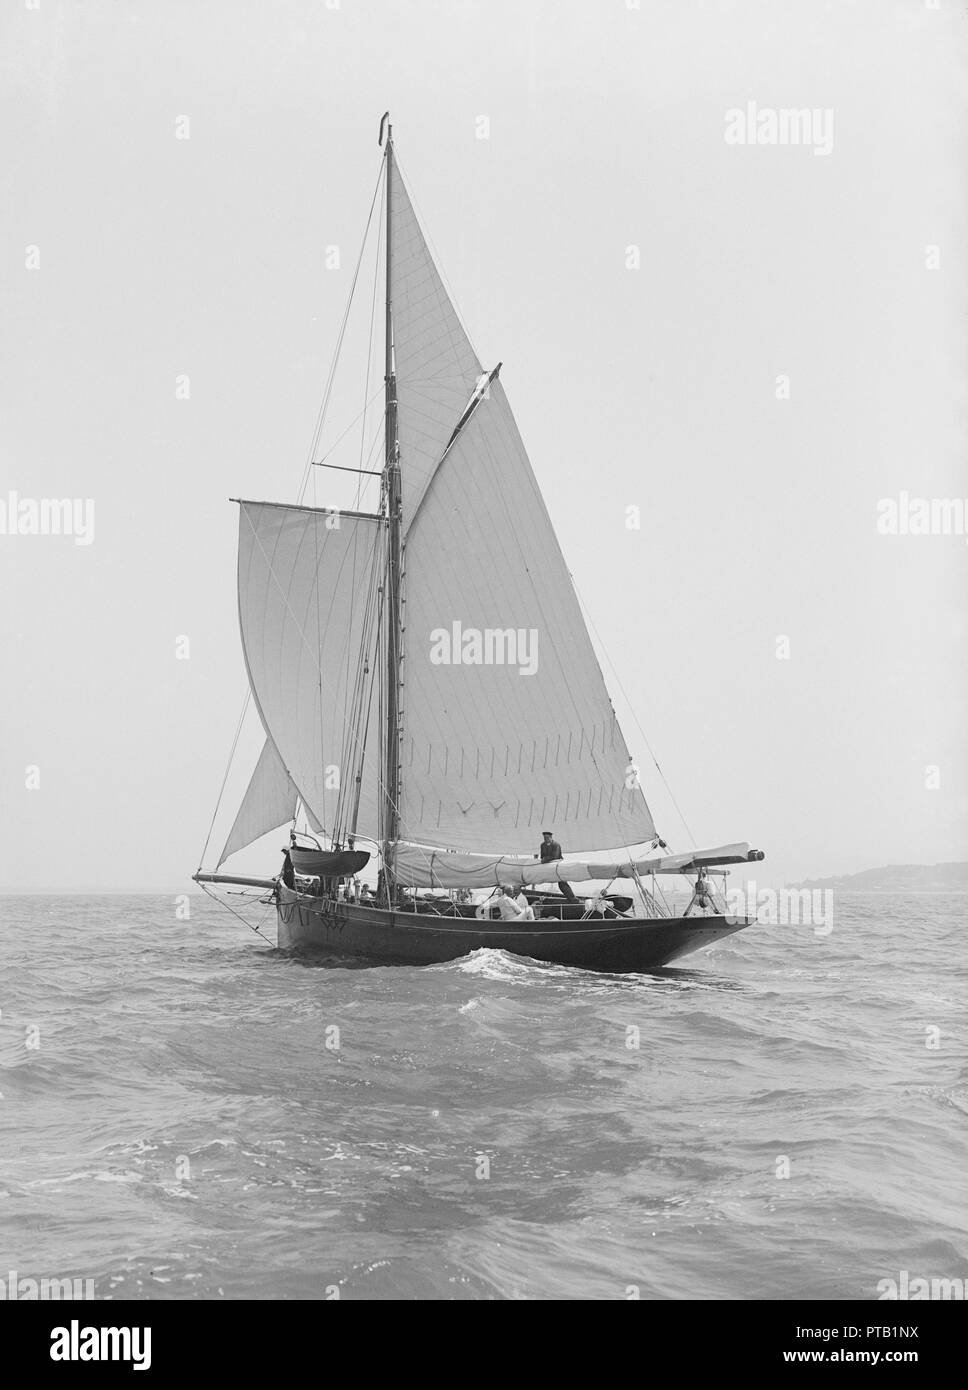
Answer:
539 830 577 902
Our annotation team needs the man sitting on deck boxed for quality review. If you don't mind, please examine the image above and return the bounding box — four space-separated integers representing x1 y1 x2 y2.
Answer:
538 830 577 902
475 886 528 922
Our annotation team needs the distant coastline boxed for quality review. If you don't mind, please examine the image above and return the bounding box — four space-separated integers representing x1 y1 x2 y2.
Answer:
788 862 968 892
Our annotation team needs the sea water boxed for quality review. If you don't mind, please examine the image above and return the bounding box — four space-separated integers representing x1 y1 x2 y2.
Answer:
0 892 965 1300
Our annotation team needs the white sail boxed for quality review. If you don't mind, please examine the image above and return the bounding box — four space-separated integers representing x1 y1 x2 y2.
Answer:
236 501 384 842
394 842 757 890
390 159 483 526
218 738 297 866
395 379 656 855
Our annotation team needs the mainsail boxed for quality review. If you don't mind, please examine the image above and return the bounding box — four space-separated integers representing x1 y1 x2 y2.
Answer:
398 380 656 854
236 500 384 843
218 737 297 866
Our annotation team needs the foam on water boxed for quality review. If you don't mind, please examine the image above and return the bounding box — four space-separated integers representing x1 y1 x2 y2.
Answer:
1 891 966 1300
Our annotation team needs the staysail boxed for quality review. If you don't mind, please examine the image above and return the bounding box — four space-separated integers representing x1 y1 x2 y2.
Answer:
236 500 384 842
218 737 297 866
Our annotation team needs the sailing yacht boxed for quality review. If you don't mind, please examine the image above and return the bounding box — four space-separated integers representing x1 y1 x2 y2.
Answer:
194 115 764 972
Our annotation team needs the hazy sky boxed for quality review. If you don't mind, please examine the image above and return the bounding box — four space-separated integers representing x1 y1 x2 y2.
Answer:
2 0 965 891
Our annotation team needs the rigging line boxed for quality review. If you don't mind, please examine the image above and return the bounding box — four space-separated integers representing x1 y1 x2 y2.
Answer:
308 425 386 765
345 538 383 841
330 477 385 839
361 412 387 473
311 388 385 468
571 577 698 849
334 524 384 842
311 487 325 824
335 563 376 835
296 158 385 506
199 161 384 873
199 879 275 944
348 572 383 844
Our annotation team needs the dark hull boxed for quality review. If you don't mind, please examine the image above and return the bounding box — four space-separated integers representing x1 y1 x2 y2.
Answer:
276 886 751 973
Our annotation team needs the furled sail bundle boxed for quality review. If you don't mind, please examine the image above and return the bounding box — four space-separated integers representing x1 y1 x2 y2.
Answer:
393 842 763 891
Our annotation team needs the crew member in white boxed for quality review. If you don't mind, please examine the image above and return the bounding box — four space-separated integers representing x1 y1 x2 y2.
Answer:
476 886 528 921
512 889 535 921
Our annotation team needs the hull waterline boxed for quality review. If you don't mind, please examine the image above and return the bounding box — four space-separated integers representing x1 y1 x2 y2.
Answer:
275 885 752 973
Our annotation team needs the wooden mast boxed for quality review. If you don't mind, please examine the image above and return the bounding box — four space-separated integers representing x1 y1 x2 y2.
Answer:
381 114 402 906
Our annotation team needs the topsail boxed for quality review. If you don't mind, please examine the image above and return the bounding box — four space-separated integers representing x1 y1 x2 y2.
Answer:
389 161 483 526
235 500 384 843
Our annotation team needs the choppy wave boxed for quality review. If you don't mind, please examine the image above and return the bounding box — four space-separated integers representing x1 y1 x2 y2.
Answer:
0 891 966 1299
